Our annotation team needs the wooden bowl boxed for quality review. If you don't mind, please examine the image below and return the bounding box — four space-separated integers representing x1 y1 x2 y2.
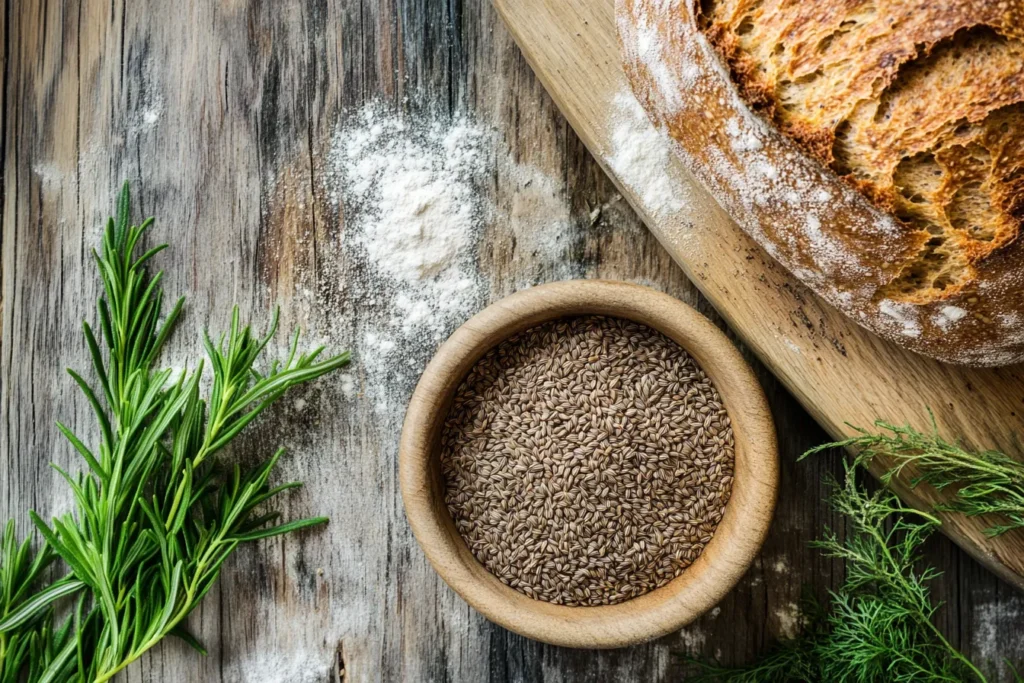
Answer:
399 280 778 648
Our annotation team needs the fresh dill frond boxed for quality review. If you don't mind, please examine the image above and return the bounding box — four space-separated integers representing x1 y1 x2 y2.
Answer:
813 471 978 682
803 415 1024 537
694 466 990 682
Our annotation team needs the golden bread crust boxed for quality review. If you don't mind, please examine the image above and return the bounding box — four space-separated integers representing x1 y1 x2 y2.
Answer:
617 0 1024 366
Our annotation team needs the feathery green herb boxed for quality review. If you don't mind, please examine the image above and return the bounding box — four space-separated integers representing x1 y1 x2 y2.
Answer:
803 417 1024 537
0 182 348 681
695 466 996 682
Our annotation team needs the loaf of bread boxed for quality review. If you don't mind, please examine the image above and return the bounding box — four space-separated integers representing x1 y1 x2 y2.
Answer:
617 0 1024 366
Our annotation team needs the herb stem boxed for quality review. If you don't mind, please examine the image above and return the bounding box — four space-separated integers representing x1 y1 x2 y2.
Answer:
695 464 1000 681
0 183 347 681
805 416 1024 537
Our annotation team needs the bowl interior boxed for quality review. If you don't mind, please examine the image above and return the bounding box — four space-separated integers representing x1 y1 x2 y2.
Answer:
399 280 777 648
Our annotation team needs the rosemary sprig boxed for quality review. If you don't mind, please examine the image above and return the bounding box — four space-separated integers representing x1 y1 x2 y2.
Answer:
0 522 58 683
0 182 348 681
803 416 1024 537
695 466 993 682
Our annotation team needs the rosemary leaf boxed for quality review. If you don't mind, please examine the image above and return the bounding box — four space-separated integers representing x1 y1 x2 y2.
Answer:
0 182 348 682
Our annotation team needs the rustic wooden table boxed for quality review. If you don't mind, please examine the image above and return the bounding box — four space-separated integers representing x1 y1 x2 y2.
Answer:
2 1 1021 681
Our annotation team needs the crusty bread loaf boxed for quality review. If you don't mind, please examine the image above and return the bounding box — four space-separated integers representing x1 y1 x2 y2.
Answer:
617 0 1024 366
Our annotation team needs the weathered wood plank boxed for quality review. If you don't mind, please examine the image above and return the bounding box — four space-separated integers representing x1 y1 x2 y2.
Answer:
1 0 1020 681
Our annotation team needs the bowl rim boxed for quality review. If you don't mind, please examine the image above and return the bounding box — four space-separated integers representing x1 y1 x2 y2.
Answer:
399 279 778 648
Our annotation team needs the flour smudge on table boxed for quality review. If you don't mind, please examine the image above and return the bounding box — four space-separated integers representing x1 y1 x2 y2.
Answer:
321 103 577 420
972 596 1024 672
228 650 332 683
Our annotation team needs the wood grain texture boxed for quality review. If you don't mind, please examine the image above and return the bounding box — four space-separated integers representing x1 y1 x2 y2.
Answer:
492 0 1024 589
1 0 1022 681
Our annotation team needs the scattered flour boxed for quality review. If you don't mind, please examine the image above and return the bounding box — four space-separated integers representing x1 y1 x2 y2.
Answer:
331 107 488 293
129 95 164 134
227 651 330 683
879 299 923 338
973 596 1024 667
499 158 575 269
608 92 689 219
999 312 1021 327
802 213 856 275
678 625 707 653
32 162 67 188
325 104 577 416
933 305 968 332
325 107 491 415
725 118 762 152
773 601 804 640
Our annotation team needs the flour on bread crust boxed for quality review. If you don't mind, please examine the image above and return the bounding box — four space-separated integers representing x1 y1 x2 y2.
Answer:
617 0 1024 366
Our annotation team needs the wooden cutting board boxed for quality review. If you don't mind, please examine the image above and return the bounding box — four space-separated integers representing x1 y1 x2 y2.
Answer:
491 0 1024 588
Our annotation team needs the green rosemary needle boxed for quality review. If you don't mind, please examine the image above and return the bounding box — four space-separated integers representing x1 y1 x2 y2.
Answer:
0 182 348 682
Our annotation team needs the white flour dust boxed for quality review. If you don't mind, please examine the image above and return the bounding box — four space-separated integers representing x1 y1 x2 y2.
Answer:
973 596 1024 666
325 104 575 416
499 159 574 269
678 625 708 653
227 651 330 683
608 91 689 219
773 601 803 640
330 107 488 326
933 304 968 332
879 299 923 338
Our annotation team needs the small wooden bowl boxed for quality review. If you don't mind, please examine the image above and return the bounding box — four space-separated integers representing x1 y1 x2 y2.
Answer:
399 280 778 648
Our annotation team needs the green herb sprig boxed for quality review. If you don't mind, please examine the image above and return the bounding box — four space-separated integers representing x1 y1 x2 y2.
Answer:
0 183 348 681
804 417 1024 537
695 466 995 682
0 523 58 682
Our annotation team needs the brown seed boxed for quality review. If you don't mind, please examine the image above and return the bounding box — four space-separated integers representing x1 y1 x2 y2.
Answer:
440 316 734 607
